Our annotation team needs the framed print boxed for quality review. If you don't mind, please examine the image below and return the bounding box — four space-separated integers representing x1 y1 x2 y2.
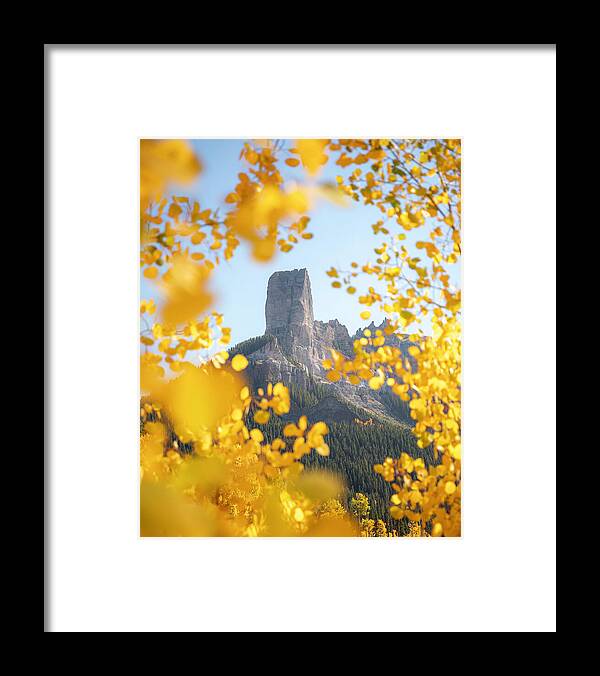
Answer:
46 45 556 632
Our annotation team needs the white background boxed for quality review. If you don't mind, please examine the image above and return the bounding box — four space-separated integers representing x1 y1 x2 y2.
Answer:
47 46 556 632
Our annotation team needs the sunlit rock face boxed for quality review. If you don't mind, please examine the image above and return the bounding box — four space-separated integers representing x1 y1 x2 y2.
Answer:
313 319 354 360
236 269 416 425
265 268 314 335
264 268 315 368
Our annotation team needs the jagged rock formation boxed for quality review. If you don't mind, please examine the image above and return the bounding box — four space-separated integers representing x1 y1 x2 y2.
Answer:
265 268 314 350
231 268 416 426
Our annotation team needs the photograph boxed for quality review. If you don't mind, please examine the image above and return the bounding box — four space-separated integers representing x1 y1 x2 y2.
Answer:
140 138 462 537
47 44 555 631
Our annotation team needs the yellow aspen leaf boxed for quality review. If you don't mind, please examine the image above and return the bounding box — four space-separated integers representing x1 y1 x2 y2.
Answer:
250 429 264 443
445 481 457 495
254 410 270 424
160 255 212 327
160 366 241 441
140 299 156 315
272 438 286 452
144 266 159 279
168 202 183 219
273 382 287 396
368 377 382 391
285 157 300 167
326 370 342 382
360 310 371 320
231 354 249 372
310 422 329 436
390 506 403 520
283 423 302 437
296 139 329 175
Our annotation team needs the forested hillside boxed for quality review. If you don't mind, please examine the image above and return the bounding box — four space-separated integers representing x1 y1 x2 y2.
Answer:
142 372 433 534
254 378 435 533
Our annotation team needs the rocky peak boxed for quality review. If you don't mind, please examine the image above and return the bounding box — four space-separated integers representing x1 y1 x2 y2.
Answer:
265 268 314 334
313 319 353 358
230 268 416 426
354 320 410 347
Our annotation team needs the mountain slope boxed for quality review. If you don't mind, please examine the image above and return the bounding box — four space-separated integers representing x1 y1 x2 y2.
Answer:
227 268 434 530
230 268 417 427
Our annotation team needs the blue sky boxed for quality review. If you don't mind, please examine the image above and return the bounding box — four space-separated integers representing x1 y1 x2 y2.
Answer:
141 139 459 349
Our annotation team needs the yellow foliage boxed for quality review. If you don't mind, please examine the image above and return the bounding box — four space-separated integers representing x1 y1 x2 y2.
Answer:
160 254 213 327
140 140 201 219
160 365 242 441
295 139 329 176
226 185 311 262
